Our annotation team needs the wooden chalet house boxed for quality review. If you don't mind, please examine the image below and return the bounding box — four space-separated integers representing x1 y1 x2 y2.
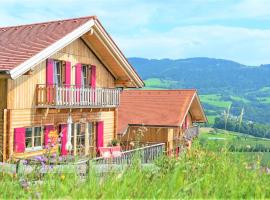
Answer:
0 16 144 161
118 90 207 154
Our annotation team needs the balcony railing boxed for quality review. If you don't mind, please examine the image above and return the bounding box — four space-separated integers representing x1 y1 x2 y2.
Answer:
36 84 120 108
184 126 199 140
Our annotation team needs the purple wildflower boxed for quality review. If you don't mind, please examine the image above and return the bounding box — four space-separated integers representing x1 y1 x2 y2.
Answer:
20 179 29 190
22 160 28 165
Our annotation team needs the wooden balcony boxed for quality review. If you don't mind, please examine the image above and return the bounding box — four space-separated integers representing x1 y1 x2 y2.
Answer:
36 84 120 108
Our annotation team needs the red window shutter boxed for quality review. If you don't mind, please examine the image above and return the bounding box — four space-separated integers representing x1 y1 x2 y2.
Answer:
46 59 54 85
44 125 54 146
75 63 82 87
60 124 68 156
14 128 26 153
65 61 71 86
96 121 104 149
90 65 96 88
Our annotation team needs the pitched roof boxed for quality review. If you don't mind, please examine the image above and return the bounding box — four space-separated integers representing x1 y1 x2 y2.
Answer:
0 16 144 87
117 89 207 134
0 16 95 71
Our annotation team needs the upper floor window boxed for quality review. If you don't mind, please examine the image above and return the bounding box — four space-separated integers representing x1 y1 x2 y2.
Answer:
82 64 91 87
54 60 65 86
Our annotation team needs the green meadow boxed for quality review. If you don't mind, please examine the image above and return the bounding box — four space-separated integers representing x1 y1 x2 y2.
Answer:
199 128 270 166
1 128 270 199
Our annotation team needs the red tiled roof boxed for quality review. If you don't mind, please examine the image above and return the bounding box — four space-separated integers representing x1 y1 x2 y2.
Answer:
0 16 95 70
117 89 197 134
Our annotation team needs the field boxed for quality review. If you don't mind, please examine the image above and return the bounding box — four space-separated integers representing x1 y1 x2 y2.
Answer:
199 128 270 166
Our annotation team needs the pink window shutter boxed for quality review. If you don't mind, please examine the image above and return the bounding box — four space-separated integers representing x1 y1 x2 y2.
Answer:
60 124 68 156
44 125 54 146
75 63 82 87
90 65 96 88
96 121 104 149
46 59 54 103
65 61 71 103
65 61 71 86
14 128 26 153
46 59 54 85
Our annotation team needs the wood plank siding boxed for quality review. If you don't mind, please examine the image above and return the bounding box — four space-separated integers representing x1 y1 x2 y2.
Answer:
0 79 7 161
1 38 118 160
7 38 115 110
8 108 115 159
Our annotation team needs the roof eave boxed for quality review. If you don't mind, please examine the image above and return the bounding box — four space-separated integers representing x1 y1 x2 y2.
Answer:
8 18 144 88
94 20 144 88
9 19 95 79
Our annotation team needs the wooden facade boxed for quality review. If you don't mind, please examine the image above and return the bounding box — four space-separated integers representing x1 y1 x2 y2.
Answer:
119 113 194 153
0 36 132 161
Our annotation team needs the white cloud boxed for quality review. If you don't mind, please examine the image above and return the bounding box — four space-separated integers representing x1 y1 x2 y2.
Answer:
1 0 270 64
115 25 270 65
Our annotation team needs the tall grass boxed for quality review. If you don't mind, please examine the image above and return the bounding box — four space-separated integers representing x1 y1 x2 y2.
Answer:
1 143 270 199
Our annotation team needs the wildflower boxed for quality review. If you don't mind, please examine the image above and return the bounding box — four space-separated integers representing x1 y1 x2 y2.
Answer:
22 160 28 165
52 152 57 158
60 174 65 180
20 179 29 190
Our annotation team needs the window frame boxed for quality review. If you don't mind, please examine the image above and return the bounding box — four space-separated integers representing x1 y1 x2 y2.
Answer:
54 59 66 86
25 126 44 152
81 64 91 87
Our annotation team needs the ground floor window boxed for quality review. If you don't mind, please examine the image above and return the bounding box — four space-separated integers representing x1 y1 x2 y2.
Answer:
25 126 44 151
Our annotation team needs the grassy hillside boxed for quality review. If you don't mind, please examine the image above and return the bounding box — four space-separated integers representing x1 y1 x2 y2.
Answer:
199 128 270 166
129 57 270 124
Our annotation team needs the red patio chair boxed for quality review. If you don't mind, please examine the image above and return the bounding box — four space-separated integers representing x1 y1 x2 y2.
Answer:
99 147 112 159
110 146 122 158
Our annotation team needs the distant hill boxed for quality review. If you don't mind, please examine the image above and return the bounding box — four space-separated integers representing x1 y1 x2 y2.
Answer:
129 57 270 94
128 57 270 124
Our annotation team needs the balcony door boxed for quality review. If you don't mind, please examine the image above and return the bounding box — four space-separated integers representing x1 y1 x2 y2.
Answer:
54 60 66 86
70 122 95 157
81 64 91 87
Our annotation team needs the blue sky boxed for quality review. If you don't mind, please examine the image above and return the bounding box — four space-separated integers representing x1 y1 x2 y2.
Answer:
1 0 270 65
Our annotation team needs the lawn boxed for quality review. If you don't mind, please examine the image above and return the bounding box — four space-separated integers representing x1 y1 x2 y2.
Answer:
199 94 231 108
144 78 178 89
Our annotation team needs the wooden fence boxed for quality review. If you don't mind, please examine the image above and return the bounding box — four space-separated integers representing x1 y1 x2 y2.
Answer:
92 143 165 165
0 143 165 176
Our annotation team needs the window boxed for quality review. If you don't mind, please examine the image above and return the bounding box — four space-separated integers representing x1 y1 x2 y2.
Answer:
77 123 85 147
54 60 65 85
25 127 43 151
88 123 94 147
82 64 91 86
